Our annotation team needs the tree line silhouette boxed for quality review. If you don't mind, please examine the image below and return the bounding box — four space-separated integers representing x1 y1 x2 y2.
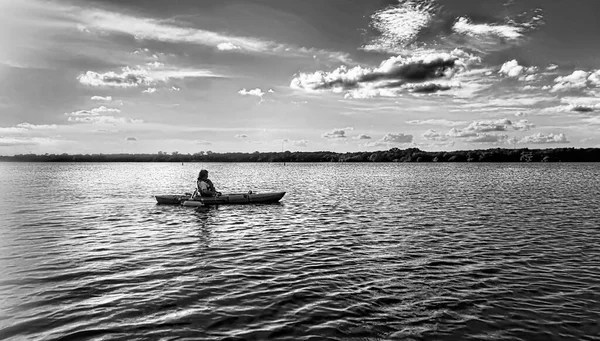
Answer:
1 147 600 162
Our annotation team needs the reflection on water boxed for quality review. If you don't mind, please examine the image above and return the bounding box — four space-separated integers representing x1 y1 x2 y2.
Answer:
1 162 599 340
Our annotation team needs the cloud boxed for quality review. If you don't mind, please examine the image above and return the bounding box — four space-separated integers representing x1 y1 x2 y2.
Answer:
519 132 570 144
466 133 509 143
447 119 532 140
194 140 212 145
366 133 413 146
76 7 351 63
462 118 513 133
363 0 438 52
78 67 151 88
422 129 448 141
268 89 274 93
0 136 55 147
78 65 224 88
91 96 112 101
550 70 600 93
235 134 248 139
238 88 265 98
322 129 348 139
292 49 478 97
499 59 537 79
170 86 180 91
291 139 309 147
143 87 157 94
64 106 120 117
0 123 59 134
406 119 467 127
453 17 523 40
67 116 143 124
410 83 452 93
126 137 137 141
511 120 535 131
217 42 241 51
353 134 372 140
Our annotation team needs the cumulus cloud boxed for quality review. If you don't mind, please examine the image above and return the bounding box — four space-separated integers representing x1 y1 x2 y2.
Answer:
91 96 112 101
550 70 600 93
194 140 212 145
511 120 535 131
499 59 537 79
519 132 570 144
466 133 509 143
78 67 152 88
462 118 513 132
353 134 372 140
170 86 180 91
291 139 309 147
447 118 533 140
235 134 248 139
366 133 413 146
422 129 448 141
292 49 478 97
322 129 348 139
238 88 265 98
126 137 137 141
143 87 157 94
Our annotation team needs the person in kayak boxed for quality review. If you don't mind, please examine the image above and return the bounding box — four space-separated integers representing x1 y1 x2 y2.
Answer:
195 169 221 197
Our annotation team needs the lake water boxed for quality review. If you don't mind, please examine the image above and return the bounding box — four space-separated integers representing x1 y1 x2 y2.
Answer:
0 162 599 341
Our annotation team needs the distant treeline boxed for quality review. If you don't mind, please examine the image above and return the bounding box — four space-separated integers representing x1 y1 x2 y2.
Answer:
1 148 600 162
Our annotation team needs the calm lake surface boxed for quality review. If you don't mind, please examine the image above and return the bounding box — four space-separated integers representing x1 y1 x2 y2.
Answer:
0 162 599 341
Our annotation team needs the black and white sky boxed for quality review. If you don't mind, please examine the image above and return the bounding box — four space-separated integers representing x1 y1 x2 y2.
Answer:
1 0 600 154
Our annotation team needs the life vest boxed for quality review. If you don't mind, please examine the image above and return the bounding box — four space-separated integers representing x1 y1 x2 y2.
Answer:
197 179 216 196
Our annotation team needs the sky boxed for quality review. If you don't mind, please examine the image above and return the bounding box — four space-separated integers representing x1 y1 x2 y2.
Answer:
1 0 600 155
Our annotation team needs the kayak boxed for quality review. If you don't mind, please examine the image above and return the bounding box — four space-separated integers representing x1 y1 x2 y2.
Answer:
155 192 286 206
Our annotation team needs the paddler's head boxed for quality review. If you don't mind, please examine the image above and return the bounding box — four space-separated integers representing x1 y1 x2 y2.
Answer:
198 169 209 180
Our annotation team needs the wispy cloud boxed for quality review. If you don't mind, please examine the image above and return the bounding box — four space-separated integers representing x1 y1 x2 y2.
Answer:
453 17 523 40
217 42 241 51
353 134 372 140
91 96 113 101
78 65 224 88
75 7 351 63
363 0 438 52
67 116 143 124
0 123 58 134
406 119 467 127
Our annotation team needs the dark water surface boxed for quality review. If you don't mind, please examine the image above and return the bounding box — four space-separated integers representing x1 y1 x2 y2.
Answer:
1 162 599 341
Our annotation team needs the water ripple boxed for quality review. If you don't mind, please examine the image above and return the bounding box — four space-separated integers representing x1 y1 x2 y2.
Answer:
0 163 599 340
